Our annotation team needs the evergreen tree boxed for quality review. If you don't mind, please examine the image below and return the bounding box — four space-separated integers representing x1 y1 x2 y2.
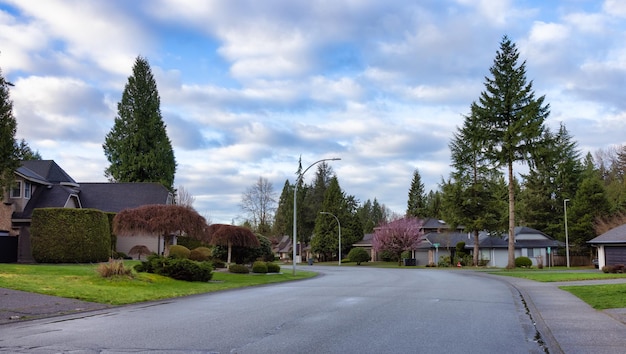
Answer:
424 190 443 219
568 175 611 254
407 169 427 217
471 36 550 268
103 56 176 191
272 179 294 236
301 162 334 245
0 68 18 192
15 139 42 160
442 110 506 266
312 177 344 261
519 124 582 239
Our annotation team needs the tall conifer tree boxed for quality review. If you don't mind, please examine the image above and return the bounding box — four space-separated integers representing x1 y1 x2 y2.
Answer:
103 56 176 191
471 36 550 268
0 68 18 192
407 169 426 217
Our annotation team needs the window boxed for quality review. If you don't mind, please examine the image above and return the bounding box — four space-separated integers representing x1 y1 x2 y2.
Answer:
10 181 21 198
24 182 31 199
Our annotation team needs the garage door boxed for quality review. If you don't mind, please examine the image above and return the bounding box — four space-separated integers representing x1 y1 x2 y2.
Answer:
606 246 626 265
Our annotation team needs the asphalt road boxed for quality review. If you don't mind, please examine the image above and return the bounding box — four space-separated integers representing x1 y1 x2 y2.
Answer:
0 266 543 353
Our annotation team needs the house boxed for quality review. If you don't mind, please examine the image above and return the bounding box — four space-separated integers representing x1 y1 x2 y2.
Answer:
588 224 626 269
1 160 173 262
417 226 564 267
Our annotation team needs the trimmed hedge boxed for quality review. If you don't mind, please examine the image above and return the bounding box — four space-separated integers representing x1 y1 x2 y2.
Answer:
229 264 249 274
189 247 212 261
169 245 191 259
266 262 281 273
347 247 371 265
31 208 110 263
515 256 533 268
252 261 268 273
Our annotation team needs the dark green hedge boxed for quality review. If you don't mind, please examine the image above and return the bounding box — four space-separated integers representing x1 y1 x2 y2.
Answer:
31 208 111 263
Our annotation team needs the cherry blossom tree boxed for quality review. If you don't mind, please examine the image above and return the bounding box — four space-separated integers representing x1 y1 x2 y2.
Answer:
373 217 424 265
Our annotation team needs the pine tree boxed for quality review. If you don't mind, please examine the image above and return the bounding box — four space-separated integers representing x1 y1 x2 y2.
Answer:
407 169 426 217
0 68 18 192
569 175 611 254
472 36 550 268
103 56 176 191
312 176 344 261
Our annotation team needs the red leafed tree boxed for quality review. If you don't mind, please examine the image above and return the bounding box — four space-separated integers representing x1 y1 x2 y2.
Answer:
372 217 424 265
206 224 260 265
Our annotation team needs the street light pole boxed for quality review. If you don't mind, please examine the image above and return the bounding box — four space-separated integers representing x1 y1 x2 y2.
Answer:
564 199 570 268
292 158 340 275
320 212 341 266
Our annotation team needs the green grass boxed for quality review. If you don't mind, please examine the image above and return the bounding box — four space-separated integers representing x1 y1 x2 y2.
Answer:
486 269 626 282
485 268 626 309
0 262 316 305
560 284 626 309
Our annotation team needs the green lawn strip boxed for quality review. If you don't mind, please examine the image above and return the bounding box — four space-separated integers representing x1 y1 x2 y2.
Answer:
486 270 626 282
560 284 626 310
0 263 316 305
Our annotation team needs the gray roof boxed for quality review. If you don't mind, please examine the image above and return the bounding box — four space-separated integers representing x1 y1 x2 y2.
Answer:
78 183 171 212
12 160 172 221
588 224 626 244
18 160 76 184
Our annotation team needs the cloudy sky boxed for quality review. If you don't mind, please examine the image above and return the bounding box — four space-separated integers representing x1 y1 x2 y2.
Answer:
1 0 626 224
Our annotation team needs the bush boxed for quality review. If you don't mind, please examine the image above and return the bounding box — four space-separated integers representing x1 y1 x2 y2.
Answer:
166 258 213 281
229 264 250 274
252 261 268 273
212 258 226 269
266 262 281 273
168 245 191 259
134 254 213 281
347 247 371 265
97 258 133 278
31 208 110 263
515 256 533 268
189 247 212 261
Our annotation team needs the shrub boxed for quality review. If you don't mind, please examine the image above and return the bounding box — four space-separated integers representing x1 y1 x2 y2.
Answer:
252 261 268 273
515 256 533 268
212 258 226 269
266 262 281 273
134 255 212 281
168 245 191 259
602 266 611 273
347 247 371 265
189 247 212 261
165 258 213 281
97 258 133 278
31 208 110 263
229 264 250 274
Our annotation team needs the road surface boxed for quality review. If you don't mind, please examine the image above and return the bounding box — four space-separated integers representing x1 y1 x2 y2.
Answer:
0 266 543 353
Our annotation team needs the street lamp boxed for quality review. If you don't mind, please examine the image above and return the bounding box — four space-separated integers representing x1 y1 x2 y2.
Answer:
292 158 341 275
320 212 341 266
564 199 570 268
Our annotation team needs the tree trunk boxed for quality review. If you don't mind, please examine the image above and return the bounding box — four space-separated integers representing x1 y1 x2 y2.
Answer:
227 240 232 266
507 162 516 269
473 229 479 266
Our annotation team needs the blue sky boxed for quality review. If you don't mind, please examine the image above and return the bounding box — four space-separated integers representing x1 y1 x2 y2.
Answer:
1 0 626 224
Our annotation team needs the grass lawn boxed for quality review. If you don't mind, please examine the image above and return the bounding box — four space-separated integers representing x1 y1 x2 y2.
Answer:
486 268 626 309
0 262 316 305
486 269 626 282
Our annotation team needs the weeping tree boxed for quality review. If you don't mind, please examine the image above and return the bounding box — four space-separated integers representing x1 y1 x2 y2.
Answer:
207 224 260 265
113 204 209 255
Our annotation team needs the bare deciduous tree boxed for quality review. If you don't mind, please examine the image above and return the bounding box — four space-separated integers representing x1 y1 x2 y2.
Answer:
176 185 196 208
241 176 276 233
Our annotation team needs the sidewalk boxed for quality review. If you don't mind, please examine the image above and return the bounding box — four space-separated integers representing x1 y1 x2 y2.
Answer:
483 274 626 354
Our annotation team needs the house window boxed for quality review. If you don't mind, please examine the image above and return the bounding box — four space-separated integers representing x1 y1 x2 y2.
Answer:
527 248 534 258
24 182 31 199
10 181 22 198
